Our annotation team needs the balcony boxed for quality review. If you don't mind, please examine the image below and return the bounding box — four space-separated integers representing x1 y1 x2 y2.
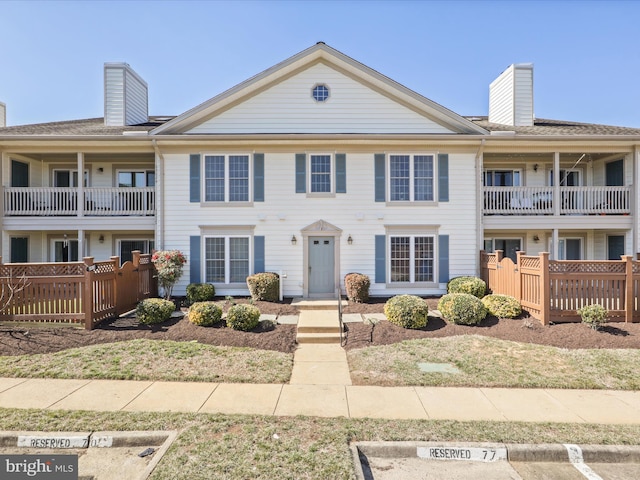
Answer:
4 187 155 217
483 186 631 215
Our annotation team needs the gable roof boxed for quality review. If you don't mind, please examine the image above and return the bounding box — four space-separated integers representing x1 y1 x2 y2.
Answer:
150 43 488 136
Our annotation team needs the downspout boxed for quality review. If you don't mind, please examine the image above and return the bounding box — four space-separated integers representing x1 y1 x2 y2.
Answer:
634 145 639 257
151 140 164 251
475 138 486 275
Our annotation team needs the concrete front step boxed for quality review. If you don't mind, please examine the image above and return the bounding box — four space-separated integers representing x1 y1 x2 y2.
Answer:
296 332 342 344
291 299 348 310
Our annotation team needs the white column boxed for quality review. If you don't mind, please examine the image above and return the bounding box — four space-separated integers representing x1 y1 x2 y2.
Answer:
553 152 560 215
77 152 84 218
77 229 84 261
552 228 559 260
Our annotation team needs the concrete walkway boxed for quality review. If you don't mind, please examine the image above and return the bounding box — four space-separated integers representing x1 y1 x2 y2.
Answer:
1 376 640 424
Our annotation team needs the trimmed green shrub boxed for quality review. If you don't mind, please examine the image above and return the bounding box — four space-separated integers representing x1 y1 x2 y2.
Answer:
246 272 280 302
188 301 223 326
186 283 216 305
438 293 487 325
578 304 608 330
481 294 522 319
447 276 487 298
344 273 370 303
383 295 428 329
136 298 175 325
226 304 261 331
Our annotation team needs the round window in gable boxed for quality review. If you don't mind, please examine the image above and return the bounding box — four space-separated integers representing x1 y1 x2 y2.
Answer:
312 84 329 102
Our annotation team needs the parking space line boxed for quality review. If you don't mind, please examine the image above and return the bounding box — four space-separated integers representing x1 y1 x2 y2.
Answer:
564 444 603 480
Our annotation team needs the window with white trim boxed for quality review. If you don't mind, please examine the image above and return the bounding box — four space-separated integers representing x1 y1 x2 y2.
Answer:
118 239 154 265
205 236 250 283
390 235 434 283
204 154 250 202
389 154 434 201
310 154 332 193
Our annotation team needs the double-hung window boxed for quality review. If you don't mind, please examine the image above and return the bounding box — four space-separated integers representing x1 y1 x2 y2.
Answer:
204 154 250 202
205 236 250 284
389 154 434 201
390 235 434 283
310 154 332 193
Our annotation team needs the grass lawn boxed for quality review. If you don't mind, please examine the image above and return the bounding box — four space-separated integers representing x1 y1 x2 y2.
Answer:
3 408 640 479
0 339 292 384
348 335 640 389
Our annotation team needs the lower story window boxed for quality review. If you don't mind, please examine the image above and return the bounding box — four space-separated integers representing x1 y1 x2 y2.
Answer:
205 236 250 283
390 235 434 282
119 239 154 265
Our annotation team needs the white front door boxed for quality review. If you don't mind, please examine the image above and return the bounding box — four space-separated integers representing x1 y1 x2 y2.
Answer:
308 236 335 295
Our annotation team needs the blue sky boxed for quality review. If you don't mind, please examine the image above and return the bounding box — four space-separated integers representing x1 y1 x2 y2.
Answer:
2 0 639 127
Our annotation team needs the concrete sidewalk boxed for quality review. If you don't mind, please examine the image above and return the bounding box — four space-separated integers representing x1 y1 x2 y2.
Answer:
1 376 640 424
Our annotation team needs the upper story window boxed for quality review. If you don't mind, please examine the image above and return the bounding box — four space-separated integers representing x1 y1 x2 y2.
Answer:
118 171 154 187
389 154 434 202
483 170 521 186
310 155 331 193
204 154 250 202
312 84 329 102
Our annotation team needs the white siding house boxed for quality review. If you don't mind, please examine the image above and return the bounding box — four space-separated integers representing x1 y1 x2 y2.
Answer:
1 42 640 298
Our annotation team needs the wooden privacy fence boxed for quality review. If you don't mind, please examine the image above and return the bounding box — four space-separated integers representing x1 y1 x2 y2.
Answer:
480 250 640 325
0 251 157 330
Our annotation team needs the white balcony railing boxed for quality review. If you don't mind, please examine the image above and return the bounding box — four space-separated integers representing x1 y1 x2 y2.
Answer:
483 186 631 215
4 187 155 216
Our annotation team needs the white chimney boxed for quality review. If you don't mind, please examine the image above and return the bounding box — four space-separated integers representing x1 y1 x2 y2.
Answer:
0 102 6 127
104 63 148 126
489 63 534 127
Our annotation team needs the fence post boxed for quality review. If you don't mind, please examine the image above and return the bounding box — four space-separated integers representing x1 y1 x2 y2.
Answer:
515 251 524 302
111 256 120 315
623 255 633 323
83 257 94 330
540 252 550 326
132 250 141 301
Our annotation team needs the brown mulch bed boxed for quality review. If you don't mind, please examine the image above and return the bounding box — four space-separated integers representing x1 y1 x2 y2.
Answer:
1 296 639 357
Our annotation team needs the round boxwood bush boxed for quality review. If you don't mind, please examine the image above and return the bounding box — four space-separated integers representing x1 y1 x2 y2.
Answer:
481 294 522 319
136 298 175 325
188 301 223 326
226 304 261 331
438 293 487 325
344 272 370 303
383 295 428 329
186 283 216 305
578 304 608 330
446 276 487 298
246 272 280 302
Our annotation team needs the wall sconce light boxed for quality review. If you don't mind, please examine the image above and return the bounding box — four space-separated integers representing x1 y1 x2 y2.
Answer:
533 164 538 172
533 235 540 243
99 235 105 244
347 235 353 245
291 235 297 245
63 233 68 248
97 167 104 173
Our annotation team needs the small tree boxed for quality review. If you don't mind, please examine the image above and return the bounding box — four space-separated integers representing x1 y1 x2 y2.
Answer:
151 250 186 300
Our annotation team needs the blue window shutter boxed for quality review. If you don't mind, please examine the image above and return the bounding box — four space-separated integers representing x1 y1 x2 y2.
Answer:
295 153 306 193
438 235 449 283
335 153 346 193
189 154 201 203
190 236 201 283
254 236 265 273
254 153 265 202
374 153 386 202
438 153 449 202
375 235 386 283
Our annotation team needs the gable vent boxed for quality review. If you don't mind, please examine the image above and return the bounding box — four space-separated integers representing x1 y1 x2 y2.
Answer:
489 63 534 127
104 63 148 126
